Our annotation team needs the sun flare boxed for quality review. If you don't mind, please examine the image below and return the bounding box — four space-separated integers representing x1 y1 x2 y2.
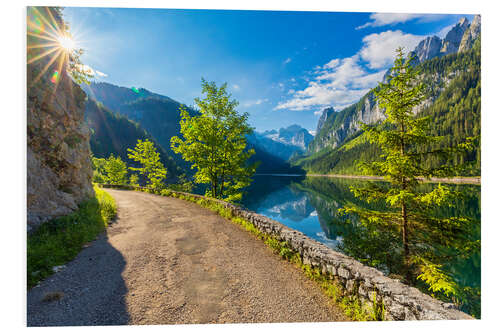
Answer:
27 7 87 86
57 35 76 52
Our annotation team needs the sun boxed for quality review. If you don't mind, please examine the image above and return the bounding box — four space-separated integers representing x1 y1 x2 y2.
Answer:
27 7 87 86
57 35 76 52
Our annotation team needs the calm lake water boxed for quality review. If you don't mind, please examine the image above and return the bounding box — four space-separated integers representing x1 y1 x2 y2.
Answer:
240 175 481 316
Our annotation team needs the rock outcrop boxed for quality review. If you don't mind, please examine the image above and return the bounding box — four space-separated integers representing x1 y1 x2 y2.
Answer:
413 36 442 63
27 8 94 232
459 15 481 52
316 107 335 134
440 17 470 55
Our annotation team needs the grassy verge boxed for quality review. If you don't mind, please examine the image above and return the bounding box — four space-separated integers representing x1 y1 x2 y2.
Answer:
139 188 383 321
27 184 117 289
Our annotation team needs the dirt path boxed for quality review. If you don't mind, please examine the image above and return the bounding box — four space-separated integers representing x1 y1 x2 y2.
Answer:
27 189 347 326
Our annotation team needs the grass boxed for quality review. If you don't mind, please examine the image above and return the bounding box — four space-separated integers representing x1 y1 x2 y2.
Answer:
27 184 117 289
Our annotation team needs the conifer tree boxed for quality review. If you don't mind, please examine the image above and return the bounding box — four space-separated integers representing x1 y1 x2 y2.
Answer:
340 48 479 301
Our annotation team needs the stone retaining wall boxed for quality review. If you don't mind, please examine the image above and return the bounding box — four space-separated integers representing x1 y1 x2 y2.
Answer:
101 185 473 320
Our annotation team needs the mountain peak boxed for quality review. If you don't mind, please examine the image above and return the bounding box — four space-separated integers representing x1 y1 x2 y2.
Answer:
410 16 478 63
316 107 335 134
441 17 470 55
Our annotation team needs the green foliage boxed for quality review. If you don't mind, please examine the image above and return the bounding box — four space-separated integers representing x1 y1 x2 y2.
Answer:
103 155 128 185
27 185 116 289
342 48 479 313
166 174 194 193
129 173 139 187
128 139 167 190
85 98 182 181
171 79 258 201
91 156 107 184
91 155 128 185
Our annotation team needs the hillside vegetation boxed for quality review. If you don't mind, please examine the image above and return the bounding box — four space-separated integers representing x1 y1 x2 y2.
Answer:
85 98 182 181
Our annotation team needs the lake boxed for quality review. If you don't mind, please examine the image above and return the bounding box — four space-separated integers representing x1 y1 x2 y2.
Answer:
240 175 481 317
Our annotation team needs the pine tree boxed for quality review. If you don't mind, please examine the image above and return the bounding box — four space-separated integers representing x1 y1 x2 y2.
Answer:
340 48 479 301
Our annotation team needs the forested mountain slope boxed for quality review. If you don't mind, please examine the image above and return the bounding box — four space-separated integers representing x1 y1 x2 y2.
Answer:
82 82 197 169
295 17 480 176
85 98 182 180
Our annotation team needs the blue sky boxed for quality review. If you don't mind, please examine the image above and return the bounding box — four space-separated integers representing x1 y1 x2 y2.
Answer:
63 8 473 133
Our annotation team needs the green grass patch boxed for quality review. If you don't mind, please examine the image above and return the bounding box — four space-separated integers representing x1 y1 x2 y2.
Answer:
27 185 117 289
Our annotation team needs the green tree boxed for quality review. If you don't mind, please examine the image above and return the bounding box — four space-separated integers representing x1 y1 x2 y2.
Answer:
127 139 167 190
129 173 140 187
340 48 478 302
91 156 107 184
103 155 128 185
171 79 257 201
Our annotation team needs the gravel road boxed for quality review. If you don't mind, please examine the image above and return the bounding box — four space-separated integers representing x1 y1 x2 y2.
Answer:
27 189 347 326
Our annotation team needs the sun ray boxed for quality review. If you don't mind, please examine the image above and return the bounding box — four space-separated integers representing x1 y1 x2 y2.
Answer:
29 49 64 87
31 7 61 38
51 48 67 93
27 31 58 42
27 46 59 64
27 42 60 49
45 7 64 36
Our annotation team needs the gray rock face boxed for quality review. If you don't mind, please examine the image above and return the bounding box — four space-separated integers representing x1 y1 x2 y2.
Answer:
27 54 94 233
413 36 442 63
441 17 470 55
316 107 335 134
459 15 481 52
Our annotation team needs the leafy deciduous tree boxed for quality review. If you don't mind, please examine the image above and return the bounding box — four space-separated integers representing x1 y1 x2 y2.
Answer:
171 79 257 201
127 139 167 190
103 155 128 185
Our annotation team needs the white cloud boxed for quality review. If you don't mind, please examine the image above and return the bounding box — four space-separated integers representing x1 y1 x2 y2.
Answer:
436 24 455 39
76 64 107 78
275 28 423 112
275 54 386 111
359 30 424 69
356 13 441 29
283 57 292 64
232 84 240 91
241 98 269 108
95 70 108 77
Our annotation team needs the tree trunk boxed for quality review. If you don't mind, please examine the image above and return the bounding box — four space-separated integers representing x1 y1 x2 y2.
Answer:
402 201 411 282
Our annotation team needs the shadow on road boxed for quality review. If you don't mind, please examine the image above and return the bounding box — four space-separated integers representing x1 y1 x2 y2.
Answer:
27 231 130 326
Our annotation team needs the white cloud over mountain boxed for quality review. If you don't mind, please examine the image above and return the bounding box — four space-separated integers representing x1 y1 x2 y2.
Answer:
356 13 443 29
360 30 424 69
275 30 420 112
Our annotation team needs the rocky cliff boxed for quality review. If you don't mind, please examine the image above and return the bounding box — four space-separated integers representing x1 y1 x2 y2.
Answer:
27 9 94 232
